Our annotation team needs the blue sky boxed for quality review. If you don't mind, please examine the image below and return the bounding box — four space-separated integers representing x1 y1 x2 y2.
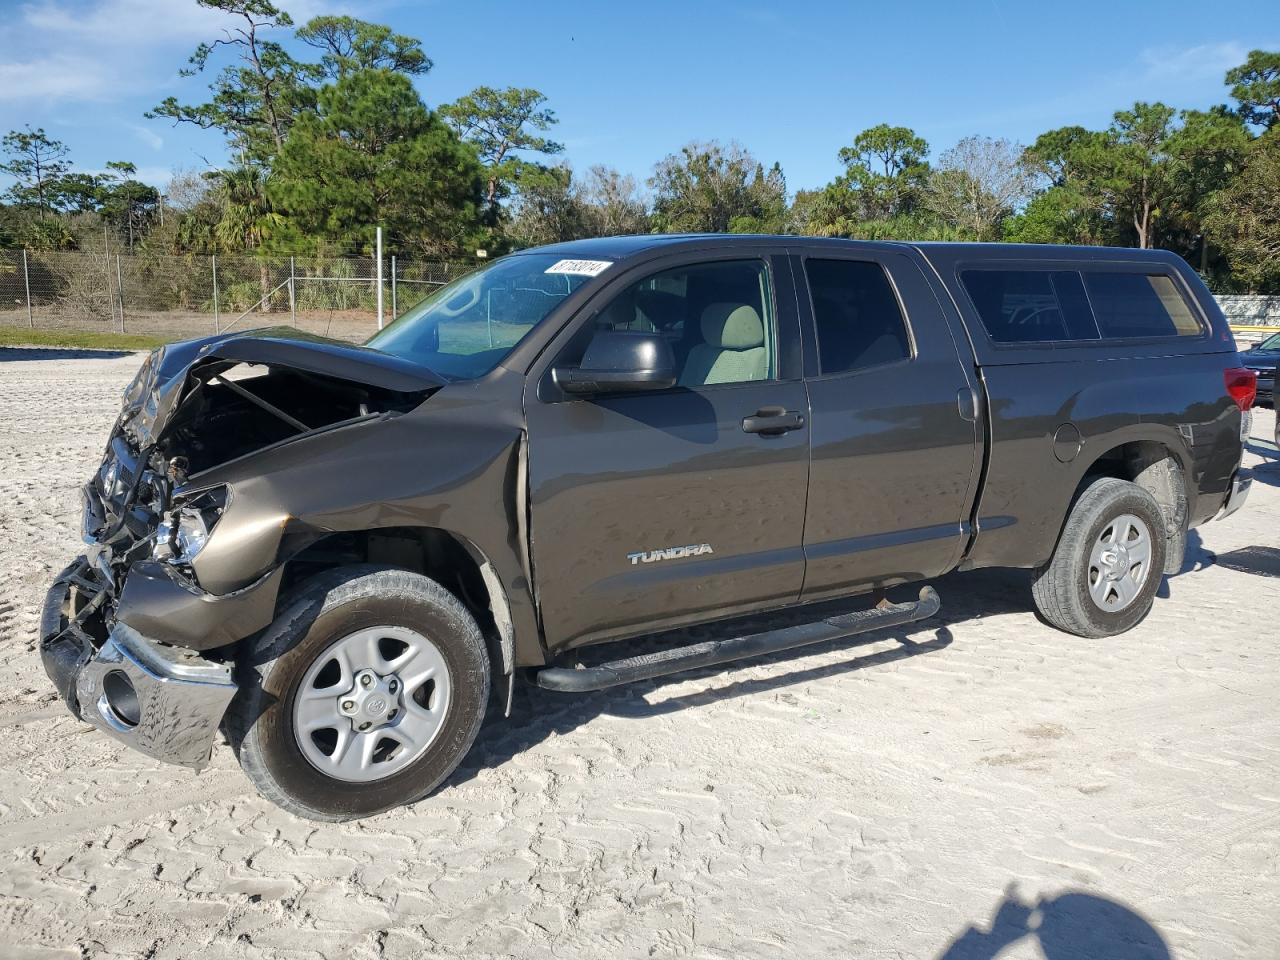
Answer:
0 0 1275 196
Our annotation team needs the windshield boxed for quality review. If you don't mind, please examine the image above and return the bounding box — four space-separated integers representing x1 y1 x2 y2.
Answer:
366 254 601 379
1259 332 1280 351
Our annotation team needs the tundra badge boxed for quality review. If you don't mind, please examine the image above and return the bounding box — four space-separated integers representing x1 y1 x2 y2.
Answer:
627 543 714 565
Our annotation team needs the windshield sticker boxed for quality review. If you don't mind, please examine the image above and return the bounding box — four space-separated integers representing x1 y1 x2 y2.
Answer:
545 258 612 277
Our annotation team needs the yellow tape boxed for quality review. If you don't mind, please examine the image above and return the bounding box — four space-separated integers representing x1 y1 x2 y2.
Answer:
1230 325 1279 333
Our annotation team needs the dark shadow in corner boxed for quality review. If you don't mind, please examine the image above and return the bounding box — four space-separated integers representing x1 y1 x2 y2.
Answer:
0 347 135 361
937 886 1172 960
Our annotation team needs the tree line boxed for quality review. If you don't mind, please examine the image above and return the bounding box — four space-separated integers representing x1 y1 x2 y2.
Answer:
1 0 1277 292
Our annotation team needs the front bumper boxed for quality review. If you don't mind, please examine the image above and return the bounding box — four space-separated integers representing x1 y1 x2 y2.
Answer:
40 558 238 770
1216 470 1252 522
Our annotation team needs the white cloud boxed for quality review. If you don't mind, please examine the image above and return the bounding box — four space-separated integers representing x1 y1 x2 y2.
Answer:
20 0 369 44
0 0 367 105
1139 41 1254 83
128 123 163 150
19 0 232 46
0 1 227 105
928 37 1274 143
0 54 117 103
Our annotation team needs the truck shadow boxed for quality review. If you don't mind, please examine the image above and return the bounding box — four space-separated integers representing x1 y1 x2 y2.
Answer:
1156 528 1215 599
1209 545 1280 578
936 885 1171 959
1160 527 1280 584
1246 439 1278 461
450 565 1032 789
450 543 1271 790
1245 446 1280 487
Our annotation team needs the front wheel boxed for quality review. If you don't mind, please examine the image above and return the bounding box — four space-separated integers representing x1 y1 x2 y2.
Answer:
1032 478 1167 638
225 566 490 821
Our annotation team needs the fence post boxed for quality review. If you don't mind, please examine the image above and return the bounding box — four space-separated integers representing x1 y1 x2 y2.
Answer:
115 255 126 333
390 254 397 320
104 233 115 329
22 248 33 328
375 226 384 330
212 255 220 333
289 255 297 326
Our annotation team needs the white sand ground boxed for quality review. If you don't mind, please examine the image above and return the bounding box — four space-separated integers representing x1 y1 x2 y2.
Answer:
0 348 1276 960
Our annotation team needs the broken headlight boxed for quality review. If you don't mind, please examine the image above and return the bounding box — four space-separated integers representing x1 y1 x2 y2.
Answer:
153 486 228 563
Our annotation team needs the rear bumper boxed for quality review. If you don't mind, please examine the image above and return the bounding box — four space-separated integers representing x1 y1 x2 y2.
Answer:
1216 470 1252 522
40 558 238 770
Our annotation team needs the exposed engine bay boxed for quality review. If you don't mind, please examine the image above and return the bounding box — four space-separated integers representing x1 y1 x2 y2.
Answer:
153 362 426 478
72 331 443 652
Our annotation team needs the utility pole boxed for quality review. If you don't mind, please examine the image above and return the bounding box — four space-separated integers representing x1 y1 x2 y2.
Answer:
375 226 384 330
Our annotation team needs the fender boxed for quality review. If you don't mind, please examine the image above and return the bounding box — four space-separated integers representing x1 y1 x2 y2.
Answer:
158 373 544 666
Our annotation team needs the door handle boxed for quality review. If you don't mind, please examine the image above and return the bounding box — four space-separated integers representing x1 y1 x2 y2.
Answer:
742 407 805 436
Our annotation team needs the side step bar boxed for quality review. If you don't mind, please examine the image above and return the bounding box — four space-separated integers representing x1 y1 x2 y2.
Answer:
535 586 940 693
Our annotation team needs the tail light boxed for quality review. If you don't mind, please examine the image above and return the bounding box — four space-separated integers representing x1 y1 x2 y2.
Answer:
1224 367 1257 412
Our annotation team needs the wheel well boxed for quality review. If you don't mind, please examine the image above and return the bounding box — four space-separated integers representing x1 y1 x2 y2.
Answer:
1076 440 1188 573
277 526 515 699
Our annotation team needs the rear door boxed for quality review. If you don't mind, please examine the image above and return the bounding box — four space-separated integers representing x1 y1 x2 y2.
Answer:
795 246 981 599
524 248 810 651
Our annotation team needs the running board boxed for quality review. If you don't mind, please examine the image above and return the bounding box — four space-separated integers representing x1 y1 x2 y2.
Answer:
534 586 940 693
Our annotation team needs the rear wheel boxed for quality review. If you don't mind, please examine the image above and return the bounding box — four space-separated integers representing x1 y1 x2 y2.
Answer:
225 566 489 821
1032 478 1167 638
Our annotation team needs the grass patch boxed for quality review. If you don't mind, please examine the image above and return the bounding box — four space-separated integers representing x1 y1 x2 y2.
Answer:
0 325 168 351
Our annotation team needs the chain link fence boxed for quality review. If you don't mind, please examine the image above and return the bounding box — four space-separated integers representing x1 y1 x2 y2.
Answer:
5 247 1279 348
0 248 473 343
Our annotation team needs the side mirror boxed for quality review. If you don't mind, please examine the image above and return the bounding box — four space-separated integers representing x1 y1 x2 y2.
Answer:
555 330 677 396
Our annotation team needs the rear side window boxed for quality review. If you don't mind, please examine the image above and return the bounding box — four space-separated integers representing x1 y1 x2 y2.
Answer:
1083 273 1202 339
960 270 1097 343
804 259 911 374
961 268 1203 344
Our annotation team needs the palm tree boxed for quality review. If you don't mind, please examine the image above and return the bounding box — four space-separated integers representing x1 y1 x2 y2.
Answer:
214 166 285 310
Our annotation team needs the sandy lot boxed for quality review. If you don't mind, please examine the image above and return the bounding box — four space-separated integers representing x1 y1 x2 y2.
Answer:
0 348 1277 960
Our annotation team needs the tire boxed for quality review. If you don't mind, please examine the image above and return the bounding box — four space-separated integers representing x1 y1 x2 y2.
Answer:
224 565 490 821
1032 478 1168 639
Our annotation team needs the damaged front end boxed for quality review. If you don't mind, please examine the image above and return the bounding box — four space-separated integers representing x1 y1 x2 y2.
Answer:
40 328 442 768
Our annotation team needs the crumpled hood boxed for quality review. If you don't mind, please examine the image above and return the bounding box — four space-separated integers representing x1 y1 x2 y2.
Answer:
120 327 444 446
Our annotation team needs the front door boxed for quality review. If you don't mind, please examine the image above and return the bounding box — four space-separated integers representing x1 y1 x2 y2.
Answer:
525 252 809 652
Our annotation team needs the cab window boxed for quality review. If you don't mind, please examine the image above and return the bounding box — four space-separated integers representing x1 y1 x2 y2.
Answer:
804 259 911 374
592 259 775 387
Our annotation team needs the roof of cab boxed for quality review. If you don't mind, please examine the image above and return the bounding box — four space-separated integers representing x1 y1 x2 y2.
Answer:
514 234 1184 266
511 234 735 260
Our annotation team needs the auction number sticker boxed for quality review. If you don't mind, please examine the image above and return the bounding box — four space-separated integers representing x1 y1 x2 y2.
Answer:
545 259 613 277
